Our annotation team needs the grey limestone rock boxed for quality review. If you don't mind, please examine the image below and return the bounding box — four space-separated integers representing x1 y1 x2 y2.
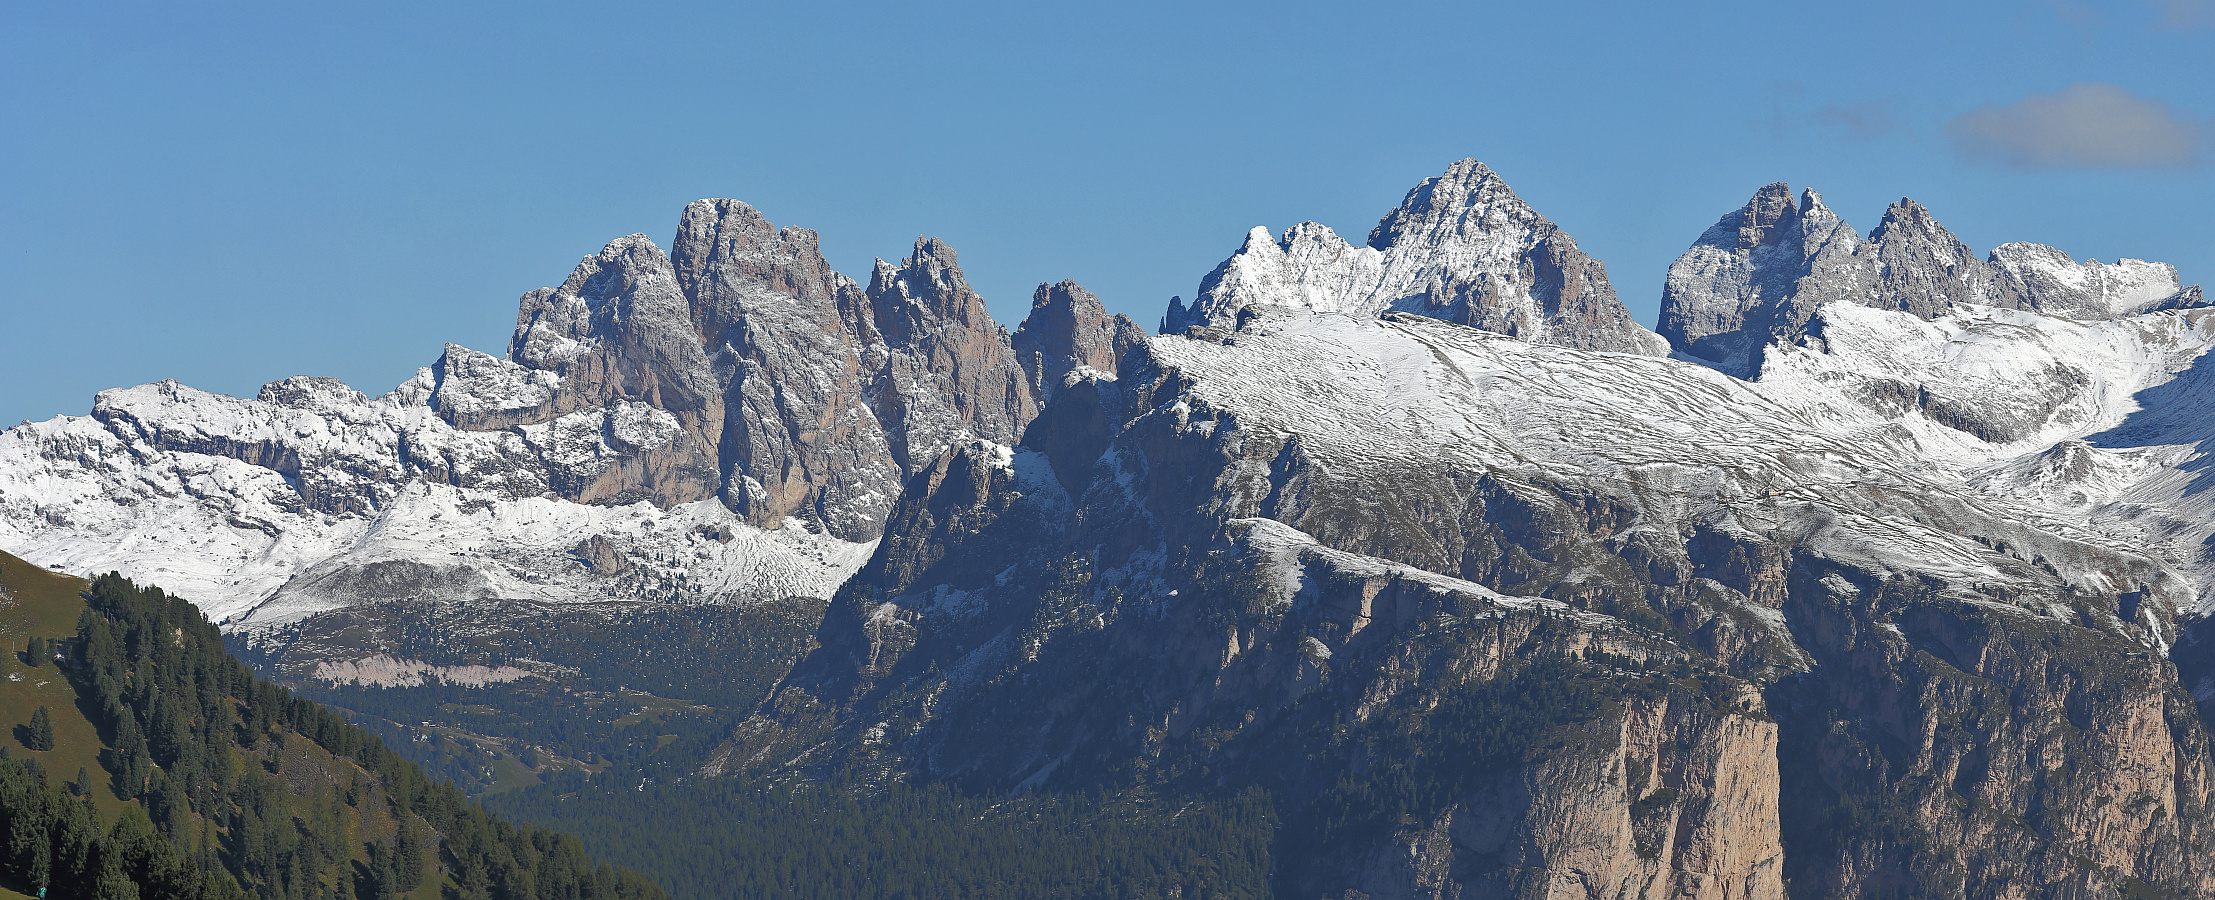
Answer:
670 198 897 540
864 238 1038 476
1169 159 1670 356
1662 184 2204 375
414 199 1139 541
1010 280 1147 403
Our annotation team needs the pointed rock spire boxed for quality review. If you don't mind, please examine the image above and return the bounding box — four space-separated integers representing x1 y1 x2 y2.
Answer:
1011 281 1147 402
864 236 1036 474
1865 198 2023 316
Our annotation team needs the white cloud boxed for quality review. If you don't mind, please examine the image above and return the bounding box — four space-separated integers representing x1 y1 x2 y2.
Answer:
1949 83 2204 169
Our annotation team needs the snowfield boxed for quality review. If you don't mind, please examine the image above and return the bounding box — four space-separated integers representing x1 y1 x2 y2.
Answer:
0 363 873 629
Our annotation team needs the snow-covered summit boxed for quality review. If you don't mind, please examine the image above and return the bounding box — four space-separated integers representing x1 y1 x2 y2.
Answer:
1661 182 2205 375
1165 159 1668 356
0 197 1141 630
0 367 873 628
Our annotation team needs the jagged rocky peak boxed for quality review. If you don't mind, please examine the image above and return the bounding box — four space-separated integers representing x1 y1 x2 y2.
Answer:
1734 182 1797 248
868 237 998 341
1010 280 1147 402
672 197 861 350
1664 183 2205 376
1988 241 2195 319
673 199 894 540
1366 158 1545 254
1660 183 1860 375
412 198 1131 540
1165 159 1668 356
862 236 1036 474
1864 196 2022 317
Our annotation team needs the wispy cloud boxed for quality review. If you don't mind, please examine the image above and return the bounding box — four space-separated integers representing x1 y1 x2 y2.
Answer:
2050 1 2102 31
1948 83 2204 169
1815 100 1896 141
2155 0 2215 29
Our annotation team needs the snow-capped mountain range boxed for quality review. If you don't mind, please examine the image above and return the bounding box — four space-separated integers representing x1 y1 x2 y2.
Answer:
2 161 2210 630
0 200 1141 628
8 159 2215 897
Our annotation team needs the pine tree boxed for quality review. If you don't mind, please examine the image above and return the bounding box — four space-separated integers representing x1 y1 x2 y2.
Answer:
25 635 47 666
366 841 401 900
395 821 424 891
74 765 93 797
26 705 55 751
93 855 141 900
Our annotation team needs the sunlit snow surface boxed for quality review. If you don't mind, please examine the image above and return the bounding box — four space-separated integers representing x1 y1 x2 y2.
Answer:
1159 305 2215 613
0 363 874 630
8 293 2215 636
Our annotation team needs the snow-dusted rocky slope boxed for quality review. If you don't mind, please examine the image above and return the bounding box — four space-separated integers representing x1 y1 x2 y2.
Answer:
0 371 875 628
1653 182 2215 609
732 309 2215 899
719 171 2215 899
0 200 1142 632
1660 182 2203 376
1165 159 1668 355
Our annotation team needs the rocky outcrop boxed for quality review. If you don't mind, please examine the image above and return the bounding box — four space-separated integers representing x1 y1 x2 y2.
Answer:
669 198 897 539
417 202 1136 540
863 239 1038 475
1010 281 1147 403
498 234 727 507
722 308 2215 898
1662 184 2205 375
1166 159 1669 356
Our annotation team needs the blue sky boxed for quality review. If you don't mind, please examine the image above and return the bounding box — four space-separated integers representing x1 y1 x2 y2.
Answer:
3 1 2209 426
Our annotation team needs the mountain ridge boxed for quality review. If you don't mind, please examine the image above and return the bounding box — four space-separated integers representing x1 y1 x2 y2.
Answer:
5 161 2215 898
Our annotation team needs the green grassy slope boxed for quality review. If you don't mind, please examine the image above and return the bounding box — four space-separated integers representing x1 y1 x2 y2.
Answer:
0 550 127 823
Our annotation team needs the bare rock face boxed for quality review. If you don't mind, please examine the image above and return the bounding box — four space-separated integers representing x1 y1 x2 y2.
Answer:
473 234 727 507
1662 184 2206 375
1167 159 1669 356
722 311 2215 899
864 239 1038 474
1010 280 1147 403
1658 184 1878 374
413 201 1142 541
669 198 898 540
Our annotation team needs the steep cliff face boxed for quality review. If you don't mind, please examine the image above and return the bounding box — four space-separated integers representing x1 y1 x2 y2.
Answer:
0 198 1143 627
1660 183 2205 376
432 207 1091 539
1167 159 1669 356
863 238 1039 476
669 198 897 540
1010 280 1147 403
722 309 2215 898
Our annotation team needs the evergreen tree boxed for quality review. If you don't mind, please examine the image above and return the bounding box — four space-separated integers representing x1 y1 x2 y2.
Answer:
26 705 54 751
0 570 668 900
74 765 92 797
394 821 424 891
25 635 48 667
365 841 400 900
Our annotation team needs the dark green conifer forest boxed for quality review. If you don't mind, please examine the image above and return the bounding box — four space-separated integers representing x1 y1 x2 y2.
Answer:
0 572 666 900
